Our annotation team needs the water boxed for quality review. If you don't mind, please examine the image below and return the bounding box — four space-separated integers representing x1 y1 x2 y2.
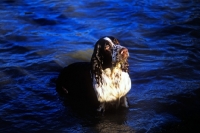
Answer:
0 0 200 132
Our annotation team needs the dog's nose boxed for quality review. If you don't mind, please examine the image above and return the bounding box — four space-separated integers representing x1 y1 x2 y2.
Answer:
120 48 129 58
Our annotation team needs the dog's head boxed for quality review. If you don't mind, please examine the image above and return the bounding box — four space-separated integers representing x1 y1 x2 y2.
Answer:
91 36 129 84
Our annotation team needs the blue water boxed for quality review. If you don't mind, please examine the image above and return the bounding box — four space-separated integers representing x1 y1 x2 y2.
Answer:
0 0 200 132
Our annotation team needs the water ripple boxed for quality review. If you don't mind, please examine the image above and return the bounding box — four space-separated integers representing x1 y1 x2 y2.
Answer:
0 0 200 132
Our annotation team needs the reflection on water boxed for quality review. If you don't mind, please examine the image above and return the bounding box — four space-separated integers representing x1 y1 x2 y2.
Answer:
0 0 200 132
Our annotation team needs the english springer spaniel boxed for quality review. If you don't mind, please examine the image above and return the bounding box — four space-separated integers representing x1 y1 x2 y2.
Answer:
56 36 131 112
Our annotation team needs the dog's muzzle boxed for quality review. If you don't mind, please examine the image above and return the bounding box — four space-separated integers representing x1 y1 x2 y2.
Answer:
112 45 129 63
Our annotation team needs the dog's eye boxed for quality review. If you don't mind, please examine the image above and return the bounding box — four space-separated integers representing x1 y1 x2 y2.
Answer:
105 45 111 50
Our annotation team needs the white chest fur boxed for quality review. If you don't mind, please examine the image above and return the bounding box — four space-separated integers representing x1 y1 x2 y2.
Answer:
93 67 131 103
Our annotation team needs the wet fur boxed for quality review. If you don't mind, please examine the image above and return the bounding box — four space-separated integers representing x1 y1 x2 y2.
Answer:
91 37 131 112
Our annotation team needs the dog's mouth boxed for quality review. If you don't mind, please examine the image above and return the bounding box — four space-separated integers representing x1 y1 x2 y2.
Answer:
112 60 129 69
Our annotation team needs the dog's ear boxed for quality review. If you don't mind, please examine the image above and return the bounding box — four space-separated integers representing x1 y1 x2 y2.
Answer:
90 36 120 84
91 39 104 85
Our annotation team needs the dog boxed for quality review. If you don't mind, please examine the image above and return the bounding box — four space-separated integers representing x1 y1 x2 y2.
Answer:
56 36 131 112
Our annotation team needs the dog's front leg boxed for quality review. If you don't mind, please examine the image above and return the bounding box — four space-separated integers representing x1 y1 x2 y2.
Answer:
97 102 105 112
121 96 129 108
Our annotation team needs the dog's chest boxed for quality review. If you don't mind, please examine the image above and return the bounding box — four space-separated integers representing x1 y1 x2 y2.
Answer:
93 68 131 102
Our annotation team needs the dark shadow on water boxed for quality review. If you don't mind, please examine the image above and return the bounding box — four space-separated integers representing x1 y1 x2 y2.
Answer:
57 88 200 132
150 88 200 133
3 0 15 3
57 92 135 132
33 18 57 26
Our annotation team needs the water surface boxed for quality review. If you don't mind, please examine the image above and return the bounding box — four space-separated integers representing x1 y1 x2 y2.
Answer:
0 0 200 132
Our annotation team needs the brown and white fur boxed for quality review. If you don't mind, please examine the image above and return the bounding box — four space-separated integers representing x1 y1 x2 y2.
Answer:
56 36 131 112
91 37 131 112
